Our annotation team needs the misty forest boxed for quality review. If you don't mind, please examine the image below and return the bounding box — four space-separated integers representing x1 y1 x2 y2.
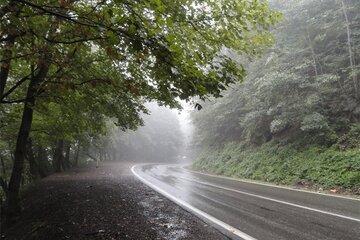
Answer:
0 0 360 239
192 0 360 190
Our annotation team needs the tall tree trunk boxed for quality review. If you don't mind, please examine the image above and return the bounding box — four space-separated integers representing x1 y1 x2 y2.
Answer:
64 142 71 169
53 140 64 173
4 13 57 220
26 139 39 180
74 141 80 167
341 0 358 99
0 36 16 100
0 2 21 100
37 146 48 178
1 155 6 177
6 64 49 218
0 155 8 194
99 149 103 162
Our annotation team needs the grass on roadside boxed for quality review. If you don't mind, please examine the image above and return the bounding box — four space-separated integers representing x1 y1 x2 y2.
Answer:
192 142 360 191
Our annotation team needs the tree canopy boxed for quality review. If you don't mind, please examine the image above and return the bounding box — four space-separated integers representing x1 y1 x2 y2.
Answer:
192 0 360 149
0 0 280 218
191 0 360 189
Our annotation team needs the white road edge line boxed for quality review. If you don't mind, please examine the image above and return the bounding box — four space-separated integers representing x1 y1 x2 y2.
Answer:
131 165 257 240
184 168 360 201
178 176 360 223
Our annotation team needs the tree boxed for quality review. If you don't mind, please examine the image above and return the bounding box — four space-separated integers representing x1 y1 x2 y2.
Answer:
191 0 360 149
0 0 280 218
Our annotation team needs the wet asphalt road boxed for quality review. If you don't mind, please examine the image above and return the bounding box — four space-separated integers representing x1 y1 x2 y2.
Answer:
132 164 360 240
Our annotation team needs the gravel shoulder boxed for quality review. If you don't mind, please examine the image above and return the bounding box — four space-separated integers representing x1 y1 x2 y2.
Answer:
1 162 229 240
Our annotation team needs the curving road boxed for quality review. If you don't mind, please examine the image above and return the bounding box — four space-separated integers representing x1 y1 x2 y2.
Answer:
132 164 360 240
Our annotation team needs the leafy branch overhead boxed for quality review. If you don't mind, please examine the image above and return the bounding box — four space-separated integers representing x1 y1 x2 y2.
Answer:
1 0 280 104
0 0 280 218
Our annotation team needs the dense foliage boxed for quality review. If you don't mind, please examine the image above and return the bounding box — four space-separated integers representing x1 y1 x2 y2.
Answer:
0 0 279 217
192 0 360 190
193 143 360 189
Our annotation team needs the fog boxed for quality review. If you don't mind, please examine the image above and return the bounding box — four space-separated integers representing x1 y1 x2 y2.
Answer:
176 102 195 163
106 102 195 163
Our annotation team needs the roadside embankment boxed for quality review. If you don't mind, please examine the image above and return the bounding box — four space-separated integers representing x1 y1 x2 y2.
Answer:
192 142 360 196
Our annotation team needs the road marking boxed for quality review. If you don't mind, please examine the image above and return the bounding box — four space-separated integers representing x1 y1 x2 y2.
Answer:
178 175 360 223
184 168 360 201
131 165 257 240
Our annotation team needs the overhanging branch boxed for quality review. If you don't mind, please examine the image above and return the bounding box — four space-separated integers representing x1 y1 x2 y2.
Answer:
1 72 35 101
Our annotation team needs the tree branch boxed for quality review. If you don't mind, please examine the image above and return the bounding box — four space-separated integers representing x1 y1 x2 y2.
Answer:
43 36 107 44
1 72 35 101
14 0 100 28
0 53 33 62
13 0 135 41
1 88 45 104
1 98 32 104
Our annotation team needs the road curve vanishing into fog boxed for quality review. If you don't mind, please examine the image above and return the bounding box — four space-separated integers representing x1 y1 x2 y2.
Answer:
132 164 360 240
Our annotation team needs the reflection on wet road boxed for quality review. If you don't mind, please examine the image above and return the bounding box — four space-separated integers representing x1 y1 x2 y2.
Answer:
132 164 360 240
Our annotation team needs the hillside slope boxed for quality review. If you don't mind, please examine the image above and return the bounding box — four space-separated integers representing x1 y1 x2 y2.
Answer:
191 0 360 192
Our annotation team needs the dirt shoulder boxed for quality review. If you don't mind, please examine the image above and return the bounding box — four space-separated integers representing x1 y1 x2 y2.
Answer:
2 162 229 240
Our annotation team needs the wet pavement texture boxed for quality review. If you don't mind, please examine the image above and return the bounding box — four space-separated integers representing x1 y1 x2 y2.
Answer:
133 164 360 240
